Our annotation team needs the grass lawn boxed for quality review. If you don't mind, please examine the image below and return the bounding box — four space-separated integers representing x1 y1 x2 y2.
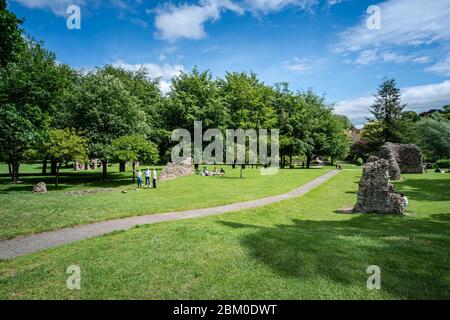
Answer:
1 170 449 299
0 163 331 239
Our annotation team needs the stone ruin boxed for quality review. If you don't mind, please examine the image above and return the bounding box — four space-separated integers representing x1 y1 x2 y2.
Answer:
33 182 47 194
354 159 406 214
159 157 194 181
374 142 424 180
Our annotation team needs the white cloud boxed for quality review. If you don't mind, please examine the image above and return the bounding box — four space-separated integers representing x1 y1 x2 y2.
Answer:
426 55 450 76
283 56 325 73
12 0 140 16
154 0 244 41
283 57 308 72
335 80 450 125
350 49 431 65
12 0 85 16
112 60 184 93
334 0 450 53
244 0 318 13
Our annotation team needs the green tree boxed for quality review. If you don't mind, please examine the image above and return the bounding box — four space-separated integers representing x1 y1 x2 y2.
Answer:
111 135 159 181
100 65 162 170
416 114 450 161
219 72 276 177
47 128 88 187
369 79 406 143
0 0 25 67
69 70 145 180
0 39 67 182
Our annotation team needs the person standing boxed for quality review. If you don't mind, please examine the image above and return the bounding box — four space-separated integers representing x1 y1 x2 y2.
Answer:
152 168 157 189
136 169 143 188
145 168 151 188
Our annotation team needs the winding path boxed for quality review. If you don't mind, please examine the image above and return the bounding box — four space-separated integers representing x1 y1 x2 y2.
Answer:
0 170 338 260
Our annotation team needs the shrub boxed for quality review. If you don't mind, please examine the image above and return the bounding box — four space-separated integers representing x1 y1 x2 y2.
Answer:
356 158 364 166
434 159 450 169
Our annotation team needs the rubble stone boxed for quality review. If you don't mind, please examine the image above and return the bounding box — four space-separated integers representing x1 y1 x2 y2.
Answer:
33 182 47 193
159 157 194 181
353 159 406 214
378 142 424 180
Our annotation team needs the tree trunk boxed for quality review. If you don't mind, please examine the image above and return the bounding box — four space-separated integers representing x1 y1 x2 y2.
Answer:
50 160 57 176
119 161 126 173
240 164 244 179
289 154 293 167
132 162 136 182
42 159 48 176
55 163 62 188
306 154 312 169
102 160 108 181
11 160 20 183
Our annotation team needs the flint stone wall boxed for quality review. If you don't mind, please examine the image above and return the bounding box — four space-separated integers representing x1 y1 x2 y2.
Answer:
378 142 424 180
354 159 406 214
159 157 194 181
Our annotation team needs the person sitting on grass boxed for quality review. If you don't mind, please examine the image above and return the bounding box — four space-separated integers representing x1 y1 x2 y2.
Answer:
220 168 225 176
203 167 210 176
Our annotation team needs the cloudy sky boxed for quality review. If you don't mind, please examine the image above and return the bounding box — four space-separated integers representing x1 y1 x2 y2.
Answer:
8 0 450 126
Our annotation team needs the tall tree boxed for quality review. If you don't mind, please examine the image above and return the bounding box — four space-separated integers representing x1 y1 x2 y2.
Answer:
0 0 25 67
69 70 145 180
369 79 406 143
0 39 66 182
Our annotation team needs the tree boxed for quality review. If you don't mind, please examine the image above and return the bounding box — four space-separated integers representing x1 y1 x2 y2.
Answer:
361 120 385 151
416 114 450 161
69 70 145 180
163 67 229 169
111 135 159 181
369 79 406 143
219 72 276 177
47 128 88 187
0 0 25 67
0 38 67 182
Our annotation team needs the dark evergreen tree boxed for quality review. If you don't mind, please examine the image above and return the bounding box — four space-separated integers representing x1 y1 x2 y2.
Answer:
369 79 406 143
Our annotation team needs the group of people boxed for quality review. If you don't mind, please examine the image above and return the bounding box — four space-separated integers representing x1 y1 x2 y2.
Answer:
134 168 158 189
201 167 225 177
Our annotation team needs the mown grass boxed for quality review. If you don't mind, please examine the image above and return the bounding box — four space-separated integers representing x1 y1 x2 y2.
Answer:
1 170 448 299
0 163 330 239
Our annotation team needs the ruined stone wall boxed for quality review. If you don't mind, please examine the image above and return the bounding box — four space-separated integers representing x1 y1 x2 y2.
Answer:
354 159 406 214
378 142 424 180
159 158 194 181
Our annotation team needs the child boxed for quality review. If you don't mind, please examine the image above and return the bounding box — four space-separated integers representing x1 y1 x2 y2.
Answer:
136 169 143 188
152 169 157 189
145 167 151 188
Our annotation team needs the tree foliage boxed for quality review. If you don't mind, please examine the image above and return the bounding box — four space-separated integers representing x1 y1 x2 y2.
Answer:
47 128 87 187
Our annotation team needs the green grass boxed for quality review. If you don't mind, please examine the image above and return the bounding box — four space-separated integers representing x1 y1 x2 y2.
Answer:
1 170 449 299
0 163 330 239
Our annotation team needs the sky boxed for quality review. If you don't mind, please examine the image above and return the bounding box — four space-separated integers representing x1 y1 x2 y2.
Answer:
7 0 450 126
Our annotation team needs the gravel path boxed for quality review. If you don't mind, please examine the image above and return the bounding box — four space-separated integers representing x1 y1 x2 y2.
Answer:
0 170 338 259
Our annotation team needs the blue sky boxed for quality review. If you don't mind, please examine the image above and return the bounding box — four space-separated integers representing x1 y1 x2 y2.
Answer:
7 0 450 126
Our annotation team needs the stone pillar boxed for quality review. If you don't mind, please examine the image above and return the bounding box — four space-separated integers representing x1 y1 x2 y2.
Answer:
354 159 406 214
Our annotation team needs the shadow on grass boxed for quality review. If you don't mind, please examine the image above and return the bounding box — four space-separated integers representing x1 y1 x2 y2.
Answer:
0 171 135 193
220 213 450 299
395 178 450 202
